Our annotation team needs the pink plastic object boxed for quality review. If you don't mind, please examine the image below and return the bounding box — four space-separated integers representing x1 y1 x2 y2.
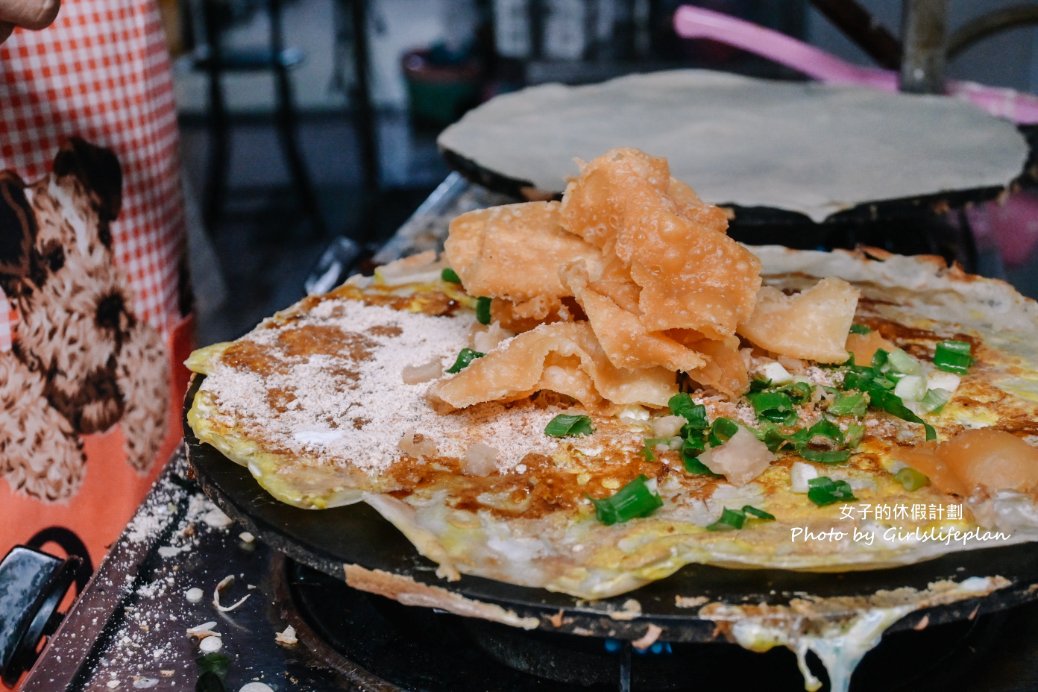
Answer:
673 5 1038 124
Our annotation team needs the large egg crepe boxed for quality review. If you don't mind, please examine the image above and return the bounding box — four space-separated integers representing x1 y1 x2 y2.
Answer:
186 247 1038 600
437 70 1028 222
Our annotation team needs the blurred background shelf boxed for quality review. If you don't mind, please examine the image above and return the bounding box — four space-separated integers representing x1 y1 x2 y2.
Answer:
169 0 1038 346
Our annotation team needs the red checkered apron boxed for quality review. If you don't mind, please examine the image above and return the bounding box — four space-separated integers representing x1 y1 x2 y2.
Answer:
0 1 192 573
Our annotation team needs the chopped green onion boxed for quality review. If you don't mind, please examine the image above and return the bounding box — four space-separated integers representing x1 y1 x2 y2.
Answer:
782 381 815 404
709 418 740 447
871 349 889 369
668 393 709 430
197 652 231 678
807 476 856 506
844 422 865 448
750 380 813 403
445 348 484 374
842 364 936 441
870 388 937 440
799 448 852 463
706 507 746 531
545 414 595 438
756 416 860 463
800 418 844 444
895 467 930 491
849 324 872 335
681 438 719 475
887 348 922 375
591 475 663 525
828 391 868 417
441 267 462 284
919 388 952 414
894 375 927 402
475 296 492 325
682 454 719 476
706 505 776 531
934 340 973 374
749 378 772 393
872 374 897 390
681 434 706 457
640 437 671 462
755 423 791 453
842 368 893 393
747 391 797 425
741 505 776 521
783 418 841 448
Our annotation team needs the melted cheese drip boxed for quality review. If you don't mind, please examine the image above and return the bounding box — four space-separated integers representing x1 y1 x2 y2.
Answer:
723 577 1006 692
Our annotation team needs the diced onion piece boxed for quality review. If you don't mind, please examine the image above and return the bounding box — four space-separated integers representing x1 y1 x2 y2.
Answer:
618 405 650 421
398 431 438 459
757 362 793 384
926 371 961 395
651 415 686 439
918 388 952 413
698 426 775 486
894 375 927 402
472 322 515 353
790 461 819 493
887 348 922 375
463 442 499 476
738 278 860 364
402 359 443 384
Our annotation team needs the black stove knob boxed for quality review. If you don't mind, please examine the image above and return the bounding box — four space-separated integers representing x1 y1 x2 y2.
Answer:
0 545 80 688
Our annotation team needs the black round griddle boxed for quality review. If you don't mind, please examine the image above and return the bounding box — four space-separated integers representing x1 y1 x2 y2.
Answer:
183 377 1038 642
441 124 1038 271
439 124 1038 222
439 145 1020 224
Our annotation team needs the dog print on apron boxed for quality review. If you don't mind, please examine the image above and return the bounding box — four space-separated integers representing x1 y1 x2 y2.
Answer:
0 0 192 572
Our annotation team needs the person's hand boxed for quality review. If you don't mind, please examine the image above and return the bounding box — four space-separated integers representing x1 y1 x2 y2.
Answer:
0 0 60 44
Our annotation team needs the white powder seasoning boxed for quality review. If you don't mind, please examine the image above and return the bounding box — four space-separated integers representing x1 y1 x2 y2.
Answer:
200 298 564 474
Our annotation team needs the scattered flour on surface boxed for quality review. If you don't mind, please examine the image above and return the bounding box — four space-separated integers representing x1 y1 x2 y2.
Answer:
199 298 571 474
